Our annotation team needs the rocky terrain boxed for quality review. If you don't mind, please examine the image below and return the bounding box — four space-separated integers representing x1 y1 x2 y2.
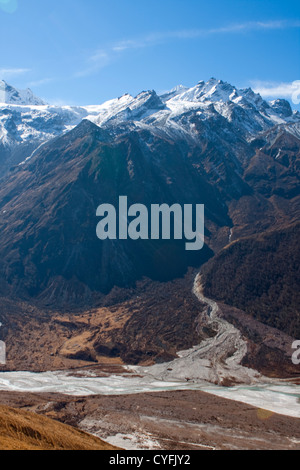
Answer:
0 389 299 450
0 79 299 302
0 78 299 424
202 222 300 337
0 270 298 379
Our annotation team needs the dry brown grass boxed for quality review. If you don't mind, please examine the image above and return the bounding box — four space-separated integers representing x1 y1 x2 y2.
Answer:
0 405 119 450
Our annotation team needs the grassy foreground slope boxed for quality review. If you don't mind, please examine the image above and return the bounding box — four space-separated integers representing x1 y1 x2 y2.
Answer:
0 405 118 450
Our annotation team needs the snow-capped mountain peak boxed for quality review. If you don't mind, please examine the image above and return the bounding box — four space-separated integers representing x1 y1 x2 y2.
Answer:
1 78 300 176
160 85 189 101
169 78 238 104
0 80 46 106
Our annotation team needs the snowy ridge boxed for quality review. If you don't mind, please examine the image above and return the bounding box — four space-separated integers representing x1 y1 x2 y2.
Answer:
1 78 300 170
0 80 46 106
86 78 300 140
0 103 103 148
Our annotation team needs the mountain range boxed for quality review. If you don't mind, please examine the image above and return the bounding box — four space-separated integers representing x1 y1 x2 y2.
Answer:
1 78 299 175
0 78 299 372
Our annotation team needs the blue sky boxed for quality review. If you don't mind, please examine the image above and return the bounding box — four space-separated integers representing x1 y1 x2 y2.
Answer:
0 0 300 107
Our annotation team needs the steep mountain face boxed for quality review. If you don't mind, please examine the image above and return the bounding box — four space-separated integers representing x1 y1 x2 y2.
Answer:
0 81 109 176
0 79 299 303
0 119 218 298
1 77 299 178
86 78 300 140
202 223 300 338
0 103 95 177
0 79 299 377
0 80 46 106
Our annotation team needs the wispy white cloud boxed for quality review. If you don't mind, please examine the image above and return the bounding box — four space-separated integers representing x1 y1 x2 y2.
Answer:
77 19 300 78
0 68 31 80
208 19 300 34
251 80 300 104
110 19 300 51
90 50 110 63
27 77 54 88
75 50 110 78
